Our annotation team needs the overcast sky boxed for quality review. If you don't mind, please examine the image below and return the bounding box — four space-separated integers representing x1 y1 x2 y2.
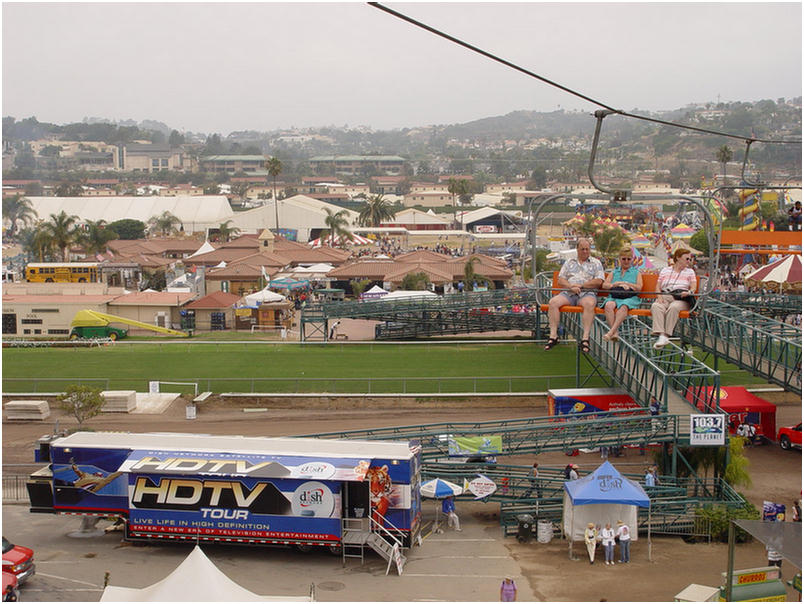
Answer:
3 2 801 135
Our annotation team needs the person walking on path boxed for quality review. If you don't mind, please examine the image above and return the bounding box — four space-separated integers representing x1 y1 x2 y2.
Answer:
584 522 598 564
442 495 461 531
617 520 631 563
500 577 517 601
601 522 616 565
543 237 605 353
525 462 541 499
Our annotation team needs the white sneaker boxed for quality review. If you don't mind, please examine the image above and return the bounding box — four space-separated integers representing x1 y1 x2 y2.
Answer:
653 335 669 349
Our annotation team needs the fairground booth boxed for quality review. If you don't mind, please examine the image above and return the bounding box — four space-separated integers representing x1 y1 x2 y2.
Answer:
690 387 776 441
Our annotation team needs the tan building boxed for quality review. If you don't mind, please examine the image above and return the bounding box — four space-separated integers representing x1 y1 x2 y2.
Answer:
106 291 196 332
485 181 529 194
403 191 452 208
2 293 117 337
183 291 241 331
123 144 185 173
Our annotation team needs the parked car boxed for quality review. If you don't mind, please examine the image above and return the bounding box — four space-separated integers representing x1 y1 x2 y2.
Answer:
778 422 802 451
1 538 34 585
2 572 18 602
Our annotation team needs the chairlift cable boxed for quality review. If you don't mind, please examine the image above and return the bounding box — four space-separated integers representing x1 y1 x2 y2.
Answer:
369 2 801 146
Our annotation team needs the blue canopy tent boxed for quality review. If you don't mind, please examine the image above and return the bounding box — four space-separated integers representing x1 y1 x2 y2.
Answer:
562 461 652 561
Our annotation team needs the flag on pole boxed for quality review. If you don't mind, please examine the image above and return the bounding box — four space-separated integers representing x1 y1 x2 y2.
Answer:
261 265 269 281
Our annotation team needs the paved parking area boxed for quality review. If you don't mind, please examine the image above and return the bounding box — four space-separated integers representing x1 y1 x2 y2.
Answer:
3 503 531 602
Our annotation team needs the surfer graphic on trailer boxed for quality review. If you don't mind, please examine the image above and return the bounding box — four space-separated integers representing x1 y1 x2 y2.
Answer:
69 458 123 493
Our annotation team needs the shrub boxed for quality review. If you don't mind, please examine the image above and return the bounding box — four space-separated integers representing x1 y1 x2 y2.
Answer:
57 385 105 427
695 499 760 542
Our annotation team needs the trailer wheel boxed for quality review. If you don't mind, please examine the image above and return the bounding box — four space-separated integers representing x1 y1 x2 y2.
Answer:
70 333 79 340
108 332 118 341
78 278 86 283
45 278 53 282
295 544 314 554
327 544 342 556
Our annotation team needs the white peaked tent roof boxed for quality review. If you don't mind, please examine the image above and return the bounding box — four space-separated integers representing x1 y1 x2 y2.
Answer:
25 196 233 232
188 240 217 258
294 263 335 273
364 285 388 295
243 287 287 305
100 545 310 601
382 289 438 300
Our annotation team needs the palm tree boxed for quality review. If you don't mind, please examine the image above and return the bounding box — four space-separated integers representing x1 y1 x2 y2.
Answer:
79 219 117 256
447 178 466 227
148 211 181 237
43 211 80 261
3 194 37 238
217 219 241 242
266 156 282 231
322 208 351 247
592 227 630 266
716 145 733 183
358 194 394 227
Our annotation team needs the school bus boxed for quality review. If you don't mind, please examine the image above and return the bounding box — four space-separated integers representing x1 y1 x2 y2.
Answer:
24 262 100 283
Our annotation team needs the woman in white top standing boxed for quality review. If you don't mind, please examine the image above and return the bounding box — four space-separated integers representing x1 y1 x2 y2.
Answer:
651 248 697 349
600 522 616 565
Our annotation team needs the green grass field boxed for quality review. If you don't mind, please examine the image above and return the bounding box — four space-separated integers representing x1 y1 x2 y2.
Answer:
1 341 766 394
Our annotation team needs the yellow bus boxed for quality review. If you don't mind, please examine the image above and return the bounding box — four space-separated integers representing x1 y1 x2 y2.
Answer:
24 262 101 283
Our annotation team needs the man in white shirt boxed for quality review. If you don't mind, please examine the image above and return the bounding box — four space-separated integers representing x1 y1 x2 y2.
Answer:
544 238 605 354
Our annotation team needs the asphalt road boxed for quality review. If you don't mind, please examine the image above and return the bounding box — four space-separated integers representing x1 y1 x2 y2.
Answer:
3 502 530 602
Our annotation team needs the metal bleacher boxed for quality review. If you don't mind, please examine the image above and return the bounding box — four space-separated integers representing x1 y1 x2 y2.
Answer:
300 288 545 341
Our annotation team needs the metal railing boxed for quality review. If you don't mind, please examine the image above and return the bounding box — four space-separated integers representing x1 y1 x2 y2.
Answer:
679 299 802 394
2 374 609 396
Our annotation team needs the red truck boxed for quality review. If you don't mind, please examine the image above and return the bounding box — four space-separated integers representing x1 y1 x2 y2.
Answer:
1 538 34 587
778 422 802 451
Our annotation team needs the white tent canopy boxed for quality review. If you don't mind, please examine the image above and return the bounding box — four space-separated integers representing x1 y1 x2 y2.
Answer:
361 285 389 299
100 545 311 601
243 287 287 305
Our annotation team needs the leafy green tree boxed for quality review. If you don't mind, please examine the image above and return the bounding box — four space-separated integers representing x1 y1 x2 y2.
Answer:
592 227 629 266
79 219 117 255
358 194 394 227
349 278 371 298
2 194 38 238
43 210 80 261
107 219 145 240
689 229 710 256
528 166 547 190
266 157 282 231
203 182 221 195
168 130 185 146
57 384 105 428
53 182 84 197
19 221 56 261
716 145 733 182
401 271 431 290
148 211 181 237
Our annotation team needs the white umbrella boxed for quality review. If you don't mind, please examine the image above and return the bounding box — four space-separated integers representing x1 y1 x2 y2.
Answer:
420 478 463 499
420 478 463 532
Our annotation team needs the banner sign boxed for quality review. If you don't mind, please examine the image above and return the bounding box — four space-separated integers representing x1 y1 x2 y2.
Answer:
763 501 786 522
463 474 497 499
448 436 502 457
690 414 726 445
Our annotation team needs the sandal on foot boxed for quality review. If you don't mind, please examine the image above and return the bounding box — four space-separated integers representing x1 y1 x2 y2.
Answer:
544 337 560 351
579 339 591 353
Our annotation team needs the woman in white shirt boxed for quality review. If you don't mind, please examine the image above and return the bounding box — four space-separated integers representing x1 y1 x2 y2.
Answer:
617 520 631 563
651 249 697 349
600 522 616 565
